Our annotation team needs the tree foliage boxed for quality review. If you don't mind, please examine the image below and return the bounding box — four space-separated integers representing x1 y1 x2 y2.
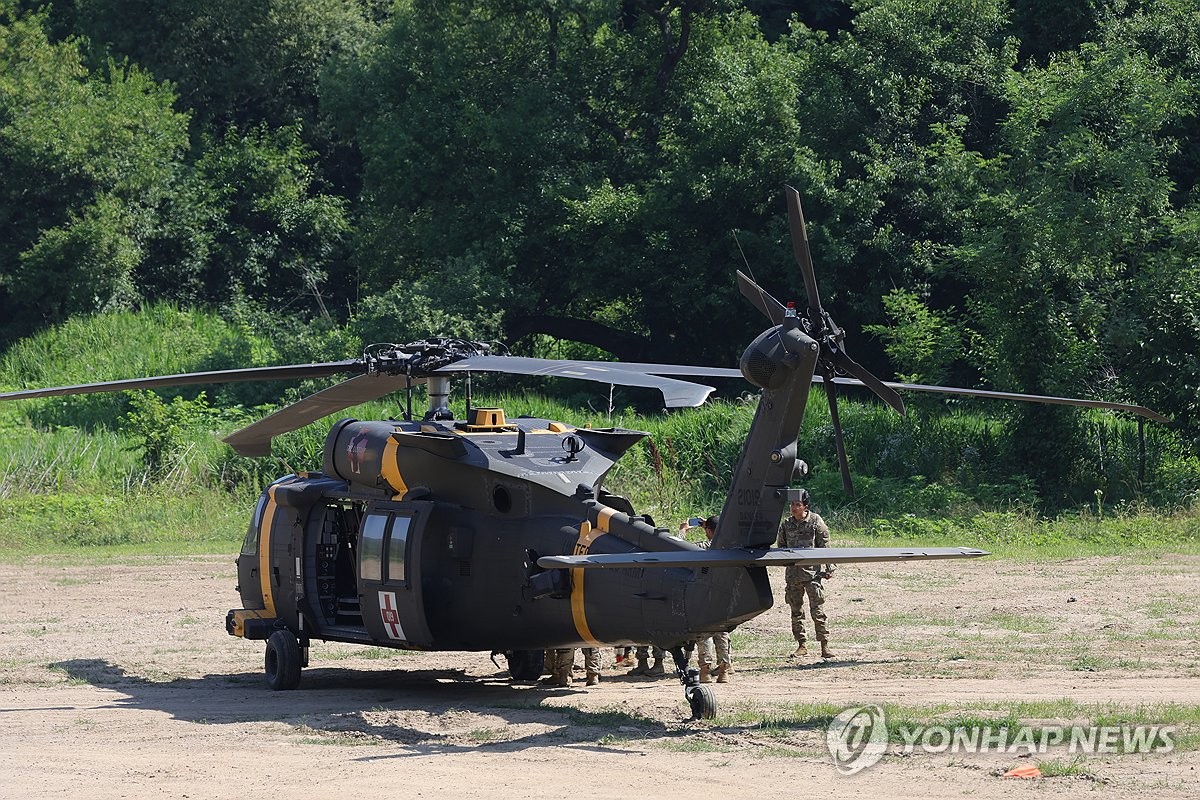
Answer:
2 0 1199 504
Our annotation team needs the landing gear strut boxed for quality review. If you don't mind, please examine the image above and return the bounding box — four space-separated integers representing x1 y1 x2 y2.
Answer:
669 644 716 720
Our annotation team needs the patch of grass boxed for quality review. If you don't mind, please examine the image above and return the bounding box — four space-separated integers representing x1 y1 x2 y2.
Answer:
0 488 247 557
294 728 382 747
1037 755 1097 779
658 737 733 754
729 629 794 651
49 576 89 587
846 506 1200 561
981 611 1055 634
715 699 1200 752
839 611 962 628
597 733 634 747
1143 595 1196 619
561 705 660 729
464 727 508 742
753 744 807 758
318 646 417 661
1068 651 1112 672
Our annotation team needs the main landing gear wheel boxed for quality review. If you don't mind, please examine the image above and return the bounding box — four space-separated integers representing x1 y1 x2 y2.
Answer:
687 684 717 720
505 649 545 682
265 629 302 690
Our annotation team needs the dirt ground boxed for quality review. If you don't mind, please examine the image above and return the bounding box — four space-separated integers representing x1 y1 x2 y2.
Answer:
1 551 1197 799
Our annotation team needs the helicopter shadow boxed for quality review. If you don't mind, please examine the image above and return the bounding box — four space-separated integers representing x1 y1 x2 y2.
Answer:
50 658 704 756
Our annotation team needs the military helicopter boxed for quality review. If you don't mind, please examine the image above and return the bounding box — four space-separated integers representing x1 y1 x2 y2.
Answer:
0 188 1167 720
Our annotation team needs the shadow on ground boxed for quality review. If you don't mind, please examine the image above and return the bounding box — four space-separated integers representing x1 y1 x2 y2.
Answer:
49 657 802 756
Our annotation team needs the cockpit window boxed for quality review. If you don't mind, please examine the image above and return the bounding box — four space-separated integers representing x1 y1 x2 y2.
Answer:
241 493 269 556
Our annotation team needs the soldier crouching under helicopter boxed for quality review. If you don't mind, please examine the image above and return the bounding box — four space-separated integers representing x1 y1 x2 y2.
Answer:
776 489 835 660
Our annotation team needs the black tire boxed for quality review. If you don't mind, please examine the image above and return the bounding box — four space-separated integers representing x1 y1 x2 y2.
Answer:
687 684 717 720
265 629 302 691
505 649 545 682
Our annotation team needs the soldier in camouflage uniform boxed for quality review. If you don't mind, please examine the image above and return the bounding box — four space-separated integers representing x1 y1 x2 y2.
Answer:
542 647 602 686
685 515 733 683
627 644 666 677
775 490 835 659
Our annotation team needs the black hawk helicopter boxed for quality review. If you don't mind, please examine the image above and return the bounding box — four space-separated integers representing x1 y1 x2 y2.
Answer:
0 188 1167 720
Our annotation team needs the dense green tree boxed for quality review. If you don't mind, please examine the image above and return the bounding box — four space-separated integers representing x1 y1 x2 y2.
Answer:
65 0 379 135
0 4 189 343
141 125 351 319
937 22 1197 496
325 1 817 361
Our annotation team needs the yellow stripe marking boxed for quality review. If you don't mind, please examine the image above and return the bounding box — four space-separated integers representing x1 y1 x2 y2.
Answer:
258 485 279 618
382 436 409 499
570 517 607 645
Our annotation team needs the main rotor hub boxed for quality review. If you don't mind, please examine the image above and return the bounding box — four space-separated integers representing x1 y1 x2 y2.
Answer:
364 338 497 376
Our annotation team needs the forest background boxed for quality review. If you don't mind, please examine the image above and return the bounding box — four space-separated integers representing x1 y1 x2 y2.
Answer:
1 0 1199 553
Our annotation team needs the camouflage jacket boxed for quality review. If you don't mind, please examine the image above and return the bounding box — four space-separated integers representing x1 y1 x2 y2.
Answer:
776 511 832 583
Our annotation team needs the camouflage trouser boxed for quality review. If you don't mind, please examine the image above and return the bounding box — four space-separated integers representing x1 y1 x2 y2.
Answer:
546 647 600 674
635 645 664 661
785 580 829 643
697 632 731 668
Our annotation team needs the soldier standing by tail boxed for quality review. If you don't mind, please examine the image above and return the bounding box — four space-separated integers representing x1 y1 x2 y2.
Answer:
776 490 835 659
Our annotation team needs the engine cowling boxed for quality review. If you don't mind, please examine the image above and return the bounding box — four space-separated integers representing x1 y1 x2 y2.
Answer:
323 419 404 492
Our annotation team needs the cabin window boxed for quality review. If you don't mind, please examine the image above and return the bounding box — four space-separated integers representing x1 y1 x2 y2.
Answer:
387 516 411 583
360 513 388 581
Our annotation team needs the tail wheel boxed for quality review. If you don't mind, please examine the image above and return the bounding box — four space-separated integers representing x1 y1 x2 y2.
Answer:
265 629 302 690
505 649 545 682
687 684 717 720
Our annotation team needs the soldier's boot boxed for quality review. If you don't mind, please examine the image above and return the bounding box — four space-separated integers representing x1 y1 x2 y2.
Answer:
550 666 573 687
627 657 650 676
698 664 712 684
646 658 666 677
715 664 730 683
789 641 808 658
585 671 601 686
820 640 835 659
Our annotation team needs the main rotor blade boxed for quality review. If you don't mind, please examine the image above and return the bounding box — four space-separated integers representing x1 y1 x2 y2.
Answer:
815 376 1169 424
736 270 786 325
538 545 989 570
437 356 715 408
572 361 743 379
0 361 362 402
224 373 425 457
784 185 822 313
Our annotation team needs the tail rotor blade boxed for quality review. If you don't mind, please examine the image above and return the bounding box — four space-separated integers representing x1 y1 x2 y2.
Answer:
784 185 822 313
824 379 855 497
829 349 906 417
736 270 786 325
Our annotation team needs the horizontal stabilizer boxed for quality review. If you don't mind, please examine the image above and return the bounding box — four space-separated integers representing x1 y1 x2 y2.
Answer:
536 546 989 570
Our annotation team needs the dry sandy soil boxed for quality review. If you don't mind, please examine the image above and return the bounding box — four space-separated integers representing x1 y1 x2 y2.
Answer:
1 550 1197 799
